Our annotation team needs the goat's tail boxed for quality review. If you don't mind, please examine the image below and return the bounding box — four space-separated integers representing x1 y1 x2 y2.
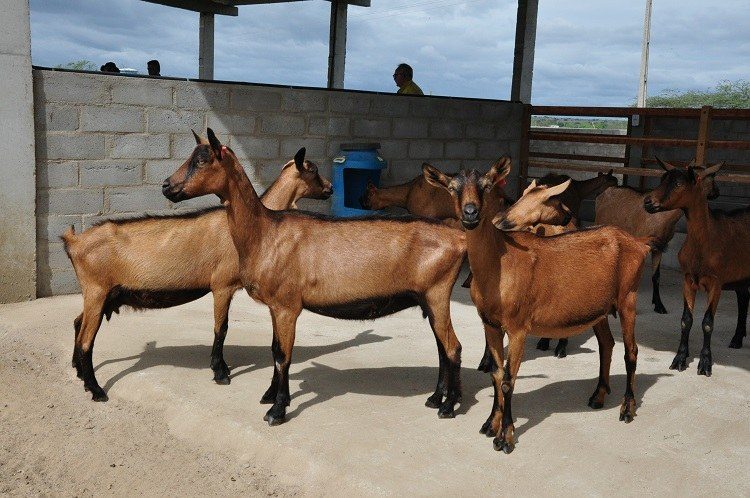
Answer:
60 225 77 260
637 235 661 251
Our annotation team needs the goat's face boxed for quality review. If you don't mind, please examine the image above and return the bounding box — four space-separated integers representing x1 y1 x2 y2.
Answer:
597 169 619 193
360 181 382 210
644 158 722 213
282 148 333 201
493 179 572 231
163 128 231 203
423 157 511 230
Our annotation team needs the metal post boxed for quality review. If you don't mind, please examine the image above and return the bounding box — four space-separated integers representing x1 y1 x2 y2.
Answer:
510 0 539 103
199 12 215 80
327 0 347 89
636 0 653 107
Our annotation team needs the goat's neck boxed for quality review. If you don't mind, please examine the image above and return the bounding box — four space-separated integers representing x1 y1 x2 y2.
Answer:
376 182 411 208
683 192 715 249
576 176 610 198
223 158 268 258
260 169 300 210
465 216 505 278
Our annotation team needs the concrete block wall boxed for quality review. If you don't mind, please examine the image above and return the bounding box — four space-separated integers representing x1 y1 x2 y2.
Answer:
33 69 523 296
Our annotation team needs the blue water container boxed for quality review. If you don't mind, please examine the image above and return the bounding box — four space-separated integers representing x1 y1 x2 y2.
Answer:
331 143 387 217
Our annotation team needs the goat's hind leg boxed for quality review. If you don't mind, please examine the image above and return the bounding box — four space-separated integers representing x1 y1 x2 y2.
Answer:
729 287 748 349
651 251 668 314
76 289 108 401
618 291 639 422
72 313 83 377
210 290 233 385
588 319 614 409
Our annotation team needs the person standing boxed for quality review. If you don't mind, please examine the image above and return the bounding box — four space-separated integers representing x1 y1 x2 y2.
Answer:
393 63 423 95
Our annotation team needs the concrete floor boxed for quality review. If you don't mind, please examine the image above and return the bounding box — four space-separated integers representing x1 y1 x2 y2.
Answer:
1 267 749 495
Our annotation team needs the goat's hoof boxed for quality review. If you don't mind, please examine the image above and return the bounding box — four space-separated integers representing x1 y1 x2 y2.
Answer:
437 406 455 419
653 303 668 314
697 355 712 377
214 376 231 385
425 393 442 409
493 437 515 454
554 344 567 358
480 419 497 437
536 338 550 351
588 398 604 409
728 334 744 349
619 398 636 423
263 409 286 426
669 355 688 371
88 387 108 402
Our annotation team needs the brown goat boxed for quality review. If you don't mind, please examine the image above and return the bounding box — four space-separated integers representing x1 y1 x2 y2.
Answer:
424 158 650 454
161 129 467 424
62 145 332 401
596 160 720 314
537 170 618 219
645 160 749 375
361 174 512 228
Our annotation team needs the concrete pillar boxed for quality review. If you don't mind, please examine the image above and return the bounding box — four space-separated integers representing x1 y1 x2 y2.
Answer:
327 0 347 89
510 0 538 104
199 12 215 80
0 0 36 302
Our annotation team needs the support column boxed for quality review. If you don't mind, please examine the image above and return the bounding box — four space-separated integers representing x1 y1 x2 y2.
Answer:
0 0 36 301
199 12 215 80
327 0 347 89
510 0 538 104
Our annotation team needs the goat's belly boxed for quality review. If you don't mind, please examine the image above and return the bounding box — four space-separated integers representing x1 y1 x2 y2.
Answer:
303 292 423 320
529 307 608 339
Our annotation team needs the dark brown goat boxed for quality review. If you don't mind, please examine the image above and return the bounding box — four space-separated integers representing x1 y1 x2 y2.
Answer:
62 145 332 401
645 160 749 375
596 160 720 314
161 129 467 424
424 158 650 453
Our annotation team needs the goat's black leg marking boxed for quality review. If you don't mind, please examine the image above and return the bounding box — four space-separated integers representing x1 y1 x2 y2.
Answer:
670 300 692 371
263 342 291 426
210 318 231 385
729 288 749 349
78 346 107 402
494 362 515 453
481 371 499 436
438 343 462 419
72 314 83 378
652 263 668 314
554 338 568 358
536 338 550 351
697 310 714 376
425 331 447 409
260 336 280 404
477 343 495 372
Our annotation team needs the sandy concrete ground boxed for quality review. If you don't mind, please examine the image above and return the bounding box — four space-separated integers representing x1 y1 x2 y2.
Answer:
1 268 749 496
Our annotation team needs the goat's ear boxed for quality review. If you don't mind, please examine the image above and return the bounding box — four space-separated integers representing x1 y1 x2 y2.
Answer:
485 156 512 187
655 157 675 171
294 148 306 172
206 128 223 160
542 179 572 200
522 179 537 196
699 161 723 178
191 129 207 145
422 163 450 189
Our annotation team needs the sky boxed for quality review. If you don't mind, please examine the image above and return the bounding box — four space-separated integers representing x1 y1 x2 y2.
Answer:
29 0 750 105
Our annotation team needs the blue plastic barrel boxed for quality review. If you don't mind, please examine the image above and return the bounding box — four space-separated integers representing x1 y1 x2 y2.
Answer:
331 143 387 217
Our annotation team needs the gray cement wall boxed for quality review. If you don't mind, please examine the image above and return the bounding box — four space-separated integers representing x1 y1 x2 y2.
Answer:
33 69 523 296
0 0 37 303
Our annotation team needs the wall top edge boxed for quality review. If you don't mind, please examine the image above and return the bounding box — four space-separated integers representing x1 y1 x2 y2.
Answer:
32 66 518 106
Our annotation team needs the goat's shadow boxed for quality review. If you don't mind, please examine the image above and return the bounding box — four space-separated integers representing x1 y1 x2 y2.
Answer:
287 362 667 439
97 329 390 392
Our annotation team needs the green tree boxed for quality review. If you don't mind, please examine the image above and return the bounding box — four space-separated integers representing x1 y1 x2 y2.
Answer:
645 80 750 108
55 60 97 71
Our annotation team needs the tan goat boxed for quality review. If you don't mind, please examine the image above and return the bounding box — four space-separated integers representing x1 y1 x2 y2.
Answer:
63 145 332 401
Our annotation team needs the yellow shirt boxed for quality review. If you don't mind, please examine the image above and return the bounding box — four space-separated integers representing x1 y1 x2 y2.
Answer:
397 80 424 95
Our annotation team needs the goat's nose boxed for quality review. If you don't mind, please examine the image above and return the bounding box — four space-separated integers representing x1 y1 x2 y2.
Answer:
498 219 515 231
463 203 478 218
161 179 171 195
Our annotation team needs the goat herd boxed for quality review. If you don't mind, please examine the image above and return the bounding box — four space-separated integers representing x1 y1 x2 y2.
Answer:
62 128 749 454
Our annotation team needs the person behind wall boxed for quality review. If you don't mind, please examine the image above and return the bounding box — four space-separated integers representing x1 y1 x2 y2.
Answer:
393 63 423 95
100 61 120 73
147 59 161 76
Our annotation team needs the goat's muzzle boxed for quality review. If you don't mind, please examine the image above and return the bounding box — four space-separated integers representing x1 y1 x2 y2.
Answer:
461 203 480 229
162 179 186 202
497 218 515 231
643 196 661 214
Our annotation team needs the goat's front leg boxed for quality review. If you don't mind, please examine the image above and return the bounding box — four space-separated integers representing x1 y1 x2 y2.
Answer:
618 290 639 422
210 289 233 384
670 275 697 372
479 323 504 437
729 288 749 349
494 333 525 454
263 307 298 426
697 277 722 377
